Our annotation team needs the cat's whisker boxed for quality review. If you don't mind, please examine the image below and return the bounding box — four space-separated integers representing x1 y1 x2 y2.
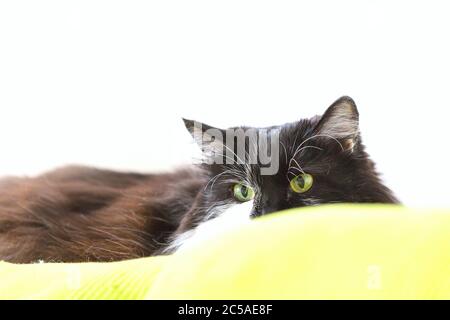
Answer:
289 158 305 174
246 141 258 185
286 170 298 182
289 144 324 167
221 143 246 166
204 170 232 191
287 144 325 173
205 168 248 191
287 166 304 175
280 141 289 165
286 166 304 182
291 128 302 155
295 134 343 156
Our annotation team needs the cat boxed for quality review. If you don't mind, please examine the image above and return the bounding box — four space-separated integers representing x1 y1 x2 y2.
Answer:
0 96 398 263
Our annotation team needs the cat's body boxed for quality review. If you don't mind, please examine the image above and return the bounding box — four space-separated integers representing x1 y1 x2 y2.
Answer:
0 166 205 262
0 97 398 263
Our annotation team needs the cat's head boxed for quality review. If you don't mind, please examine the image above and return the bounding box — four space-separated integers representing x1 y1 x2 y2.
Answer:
183 96 398 225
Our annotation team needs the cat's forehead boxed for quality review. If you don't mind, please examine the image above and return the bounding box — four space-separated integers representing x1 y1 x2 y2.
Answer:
212 113 349 185
245 118 320 161
218 116 326 182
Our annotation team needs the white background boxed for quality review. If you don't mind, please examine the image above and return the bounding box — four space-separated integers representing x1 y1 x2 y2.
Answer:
0 1 449 206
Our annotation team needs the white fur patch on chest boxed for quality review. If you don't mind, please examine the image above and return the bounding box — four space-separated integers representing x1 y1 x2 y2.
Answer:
167 201 253 253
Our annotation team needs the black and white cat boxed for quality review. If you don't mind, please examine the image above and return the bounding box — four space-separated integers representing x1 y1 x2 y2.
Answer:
166 96 398 253
0 96 398 263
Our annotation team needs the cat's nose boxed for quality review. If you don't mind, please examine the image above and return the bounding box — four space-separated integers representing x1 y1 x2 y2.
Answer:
250 206 278 218
250 207 262 218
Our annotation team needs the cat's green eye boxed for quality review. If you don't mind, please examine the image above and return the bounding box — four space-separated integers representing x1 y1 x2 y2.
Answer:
290 173 313 193
233 183 255 202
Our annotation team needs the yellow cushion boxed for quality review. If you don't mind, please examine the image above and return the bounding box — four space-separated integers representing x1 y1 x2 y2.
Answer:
0 205 449 299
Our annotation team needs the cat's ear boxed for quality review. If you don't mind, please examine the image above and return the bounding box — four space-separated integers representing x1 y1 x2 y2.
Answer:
315 96 359 152
182 118 226 156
